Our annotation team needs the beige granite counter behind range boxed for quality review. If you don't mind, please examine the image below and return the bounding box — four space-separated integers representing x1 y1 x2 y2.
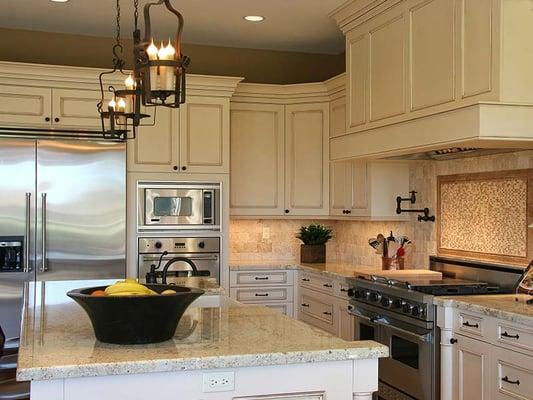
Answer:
229 260 442 283
434 294 533 326
17 279 388 382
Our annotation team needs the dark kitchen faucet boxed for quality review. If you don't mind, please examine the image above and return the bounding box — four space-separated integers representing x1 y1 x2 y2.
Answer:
146 251 199 284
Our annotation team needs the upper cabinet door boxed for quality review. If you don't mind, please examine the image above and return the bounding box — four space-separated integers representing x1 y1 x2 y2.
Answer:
285 103 329 216
330 161 349 216
51 88 104 127
409 0 456 111
0 84 52 126
179 95 229 174
330 96 347 137
127 106 178 173
346 31 368 129
230 103 285 215
348 160 370 216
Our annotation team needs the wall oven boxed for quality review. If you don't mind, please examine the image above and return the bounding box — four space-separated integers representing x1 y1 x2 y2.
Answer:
138 182 220 230
350 301 437 400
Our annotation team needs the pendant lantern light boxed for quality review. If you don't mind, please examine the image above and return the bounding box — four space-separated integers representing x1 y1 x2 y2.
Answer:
133 0 190 108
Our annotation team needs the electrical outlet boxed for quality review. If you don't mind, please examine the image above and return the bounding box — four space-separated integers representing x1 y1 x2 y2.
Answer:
202 371 235 393
262 227 270 240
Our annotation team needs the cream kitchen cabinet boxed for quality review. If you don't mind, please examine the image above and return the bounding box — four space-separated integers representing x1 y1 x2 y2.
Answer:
128 96 230 174
285 103 329 216
230 101 330 217
0 85 104 128
453 334 492 400
229 269 295 317
437 302 533 400
230 103 285 215
330 160 409 219
331 0 533 159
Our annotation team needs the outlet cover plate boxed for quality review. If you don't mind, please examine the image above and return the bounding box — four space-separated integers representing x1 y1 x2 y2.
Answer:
202 371 235 393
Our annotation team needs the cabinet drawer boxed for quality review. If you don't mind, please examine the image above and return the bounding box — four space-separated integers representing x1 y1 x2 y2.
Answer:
497 322 533 355
230 286 293 303
231 270 293 286
298 287 337 334
299 272 335 295
455 312 485 338
493 346 533 400
262 303 294 318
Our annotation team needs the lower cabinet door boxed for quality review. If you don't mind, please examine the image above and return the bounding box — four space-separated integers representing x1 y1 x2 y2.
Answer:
454 334 492 400
298 287 337 335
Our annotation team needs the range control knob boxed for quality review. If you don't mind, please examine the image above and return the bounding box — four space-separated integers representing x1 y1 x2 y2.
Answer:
198 241 206 249
392 299 405 309
362 290 371 300
402 303 414 313
381 297 392 307
154 241 163 249
347 288 358 298
369 292 382 302
411 306 421 317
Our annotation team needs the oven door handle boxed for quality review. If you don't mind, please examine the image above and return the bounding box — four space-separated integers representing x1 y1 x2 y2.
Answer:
373 318 432 343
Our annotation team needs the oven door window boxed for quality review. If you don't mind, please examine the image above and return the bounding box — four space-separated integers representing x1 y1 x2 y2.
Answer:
153 197 193 217
391 335 419 369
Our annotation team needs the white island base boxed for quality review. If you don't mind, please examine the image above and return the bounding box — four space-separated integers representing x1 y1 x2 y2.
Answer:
31 359 377 400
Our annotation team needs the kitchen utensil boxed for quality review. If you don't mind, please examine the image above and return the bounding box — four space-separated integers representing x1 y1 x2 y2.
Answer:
368 238 380 250
67 284 204 344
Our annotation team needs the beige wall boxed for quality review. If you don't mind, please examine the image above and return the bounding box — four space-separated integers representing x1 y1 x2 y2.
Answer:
0 28 345 84
230 150 533 269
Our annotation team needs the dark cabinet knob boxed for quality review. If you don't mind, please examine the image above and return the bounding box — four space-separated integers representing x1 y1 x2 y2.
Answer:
301 303 310 307
198 241 205 249
45 117 51 122
181 166 187 171
450 338 458 344
285 209 290 214
154 241 162 249
173 166 178 171
54 117 60 123
346 210 351 214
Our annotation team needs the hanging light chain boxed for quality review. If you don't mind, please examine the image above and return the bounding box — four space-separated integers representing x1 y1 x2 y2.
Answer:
115 0 121 47
134 0 139 31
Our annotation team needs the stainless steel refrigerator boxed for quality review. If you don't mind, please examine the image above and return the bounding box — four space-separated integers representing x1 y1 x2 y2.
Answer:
0 138 125 338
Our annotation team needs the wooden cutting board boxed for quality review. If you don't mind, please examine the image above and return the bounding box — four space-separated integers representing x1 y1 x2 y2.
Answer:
355 269 442 280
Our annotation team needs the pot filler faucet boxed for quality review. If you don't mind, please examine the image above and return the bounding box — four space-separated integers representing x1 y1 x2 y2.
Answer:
146 251 199 284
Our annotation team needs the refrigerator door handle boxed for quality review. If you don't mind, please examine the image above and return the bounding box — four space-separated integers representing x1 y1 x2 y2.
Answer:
40 193 48 273
24 192 31 273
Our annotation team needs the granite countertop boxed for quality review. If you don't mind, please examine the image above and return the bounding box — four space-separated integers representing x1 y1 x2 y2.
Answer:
17 279 388 382
434 294 533 326
228 260 442 283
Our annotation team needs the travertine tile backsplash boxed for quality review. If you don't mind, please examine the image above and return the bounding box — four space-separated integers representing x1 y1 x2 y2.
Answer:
230 150 533 268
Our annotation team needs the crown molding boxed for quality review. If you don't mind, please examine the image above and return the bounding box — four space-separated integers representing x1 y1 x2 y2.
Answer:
330 0 403 34
0 61 244 98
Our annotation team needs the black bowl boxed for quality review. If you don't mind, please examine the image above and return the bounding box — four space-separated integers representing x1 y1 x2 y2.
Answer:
67 284 204 344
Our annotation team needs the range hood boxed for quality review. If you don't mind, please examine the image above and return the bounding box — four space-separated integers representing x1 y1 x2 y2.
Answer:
386 147 519 161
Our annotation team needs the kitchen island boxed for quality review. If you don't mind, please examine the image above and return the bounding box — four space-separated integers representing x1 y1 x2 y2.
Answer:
17 280 388 400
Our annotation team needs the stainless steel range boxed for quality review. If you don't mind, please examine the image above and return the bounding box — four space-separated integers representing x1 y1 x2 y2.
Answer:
347 256 523 400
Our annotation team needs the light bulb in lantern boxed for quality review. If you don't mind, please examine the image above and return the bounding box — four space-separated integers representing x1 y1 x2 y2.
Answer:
159 39 176 91
147 40 159 60
164 39 176 59
124 74 135 90
157 41 168 60
108 98 116 110
117 98 126 111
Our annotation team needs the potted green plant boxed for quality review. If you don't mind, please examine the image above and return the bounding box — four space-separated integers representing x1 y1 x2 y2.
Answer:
296 224 332 263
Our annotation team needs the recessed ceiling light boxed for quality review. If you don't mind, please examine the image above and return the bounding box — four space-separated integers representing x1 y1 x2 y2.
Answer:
50 0 70 3
243 15 265 22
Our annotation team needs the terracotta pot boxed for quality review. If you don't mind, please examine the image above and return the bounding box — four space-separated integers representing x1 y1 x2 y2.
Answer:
300 244 326 263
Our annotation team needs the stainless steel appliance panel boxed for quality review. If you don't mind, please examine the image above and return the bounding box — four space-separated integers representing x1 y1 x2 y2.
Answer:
36 140 125 280
0 139 35 338
137 182 220 230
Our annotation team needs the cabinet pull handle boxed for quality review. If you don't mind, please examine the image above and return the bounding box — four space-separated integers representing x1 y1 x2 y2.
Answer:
462 321 479 328
254 277 269 280
346 210 351 214
501 331 519 339
340 288 348 292
323 283 333 288
173 166 178 171
502 376 520 386
342 210 347 214
45 117 51 122
284 209 290 214
255 293 269 297
323 311 332 315
301 303 310 307
181 166 187 171
54 117 60 123
450 338 458 344
302 278 310 282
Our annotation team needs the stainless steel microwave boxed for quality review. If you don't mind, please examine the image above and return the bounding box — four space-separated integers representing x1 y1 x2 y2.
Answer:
137 182 220 230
